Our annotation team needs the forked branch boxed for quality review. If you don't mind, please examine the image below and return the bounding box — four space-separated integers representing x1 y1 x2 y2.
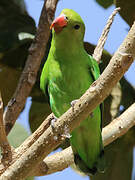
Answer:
0 19 135 180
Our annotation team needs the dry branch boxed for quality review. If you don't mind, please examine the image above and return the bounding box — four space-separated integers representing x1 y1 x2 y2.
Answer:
102 103 135 146
0 103 134 177
0 114 53 175
16 114 53 155
32 103 135 176
3 0 59 135
0 20 135 180
33 146 74 176
0 93 12 167
93 7 120 63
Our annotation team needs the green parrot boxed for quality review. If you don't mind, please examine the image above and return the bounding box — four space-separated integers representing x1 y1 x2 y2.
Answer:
40 9 104 175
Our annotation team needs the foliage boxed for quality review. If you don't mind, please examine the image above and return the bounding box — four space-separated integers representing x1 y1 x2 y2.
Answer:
95 0 113 9
8 123 34 180
96 0 135 27
0 0 135 179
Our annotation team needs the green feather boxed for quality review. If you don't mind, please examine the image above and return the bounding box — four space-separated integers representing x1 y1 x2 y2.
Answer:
40 9 105 175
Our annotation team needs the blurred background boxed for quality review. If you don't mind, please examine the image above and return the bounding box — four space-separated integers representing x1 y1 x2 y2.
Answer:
0 0 135 180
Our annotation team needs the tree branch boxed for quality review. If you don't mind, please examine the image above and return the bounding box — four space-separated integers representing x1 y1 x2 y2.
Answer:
33 146 74 176
0 103 134 177
3 0 59 135
93 7 120 63
0 93 12 167
16 114 53 155
0 20 135 180
31 103 135 176
102 103 135 146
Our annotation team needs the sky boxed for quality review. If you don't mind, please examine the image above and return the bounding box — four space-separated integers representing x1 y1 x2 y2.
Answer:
18 0 135 180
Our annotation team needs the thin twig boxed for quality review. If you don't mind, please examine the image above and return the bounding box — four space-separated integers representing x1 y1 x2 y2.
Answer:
0 20 135 180
3 0 59 135
93 7 120 63
0 93 12 167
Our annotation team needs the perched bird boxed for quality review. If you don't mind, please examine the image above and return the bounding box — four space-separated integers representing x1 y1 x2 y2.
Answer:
40 9 104 175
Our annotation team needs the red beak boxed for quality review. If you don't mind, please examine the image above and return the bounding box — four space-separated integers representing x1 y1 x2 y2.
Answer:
50 14 68 33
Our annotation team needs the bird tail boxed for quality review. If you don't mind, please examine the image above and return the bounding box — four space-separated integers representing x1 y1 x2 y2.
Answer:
74 154 97 176
74 148 105 176
96 149 106 173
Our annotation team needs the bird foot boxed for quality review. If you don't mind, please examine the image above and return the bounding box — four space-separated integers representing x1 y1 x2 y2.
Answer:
61 125 72 139
90 112 94 118
71 99 78 107
51 113 58 129
71 99 78 112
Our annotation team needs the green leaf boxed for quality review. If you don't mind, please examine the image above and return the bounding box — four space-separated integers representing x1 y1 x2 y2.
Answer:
95 0 113 8
29 100 51 132
8 123 29 148
91 136 133 180
12 0 26 12
18 32 35 41
115 0 135 26
0 64 21 106
0 123 29 154
0 0 36 106
0 0 36 53
25 177 34 180
7 123 34 180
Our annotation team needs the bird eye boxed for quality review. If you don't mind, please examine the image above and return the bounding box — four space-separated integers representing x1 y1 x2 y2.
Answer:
65 16 68 20
74 24 80 30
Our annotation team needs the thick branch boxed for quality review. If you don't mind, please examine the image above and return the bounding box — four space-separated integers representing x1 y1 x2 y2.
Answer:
3 0 58 135
32 103 135 176
102 103 135 146
93 7 120 63
0 21 135 180
16 114 53 155
0 103 134 176
33 146 74 176
0 93 12 167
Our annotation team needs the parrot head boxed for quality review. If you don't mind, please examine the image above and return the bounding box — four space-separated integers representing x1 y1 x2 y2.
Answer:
50 9 85 43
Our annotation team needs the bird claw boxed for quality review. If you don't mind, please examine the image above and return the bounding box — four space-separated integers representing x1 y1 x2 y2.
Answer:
71 99 78 112
61 125 72 139
90 112 94 118
71 99 78 107
51 114 58 129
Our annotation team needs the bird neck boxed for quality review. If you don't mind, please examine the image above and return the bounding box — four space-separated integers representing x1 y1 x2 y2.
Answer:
51 33 84 56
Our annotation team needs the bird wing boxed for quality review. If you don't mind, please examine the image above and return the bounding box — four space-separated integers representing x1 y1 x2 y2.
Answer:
40 59 49 100
88 55 100 81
